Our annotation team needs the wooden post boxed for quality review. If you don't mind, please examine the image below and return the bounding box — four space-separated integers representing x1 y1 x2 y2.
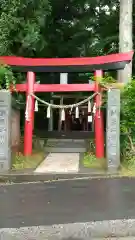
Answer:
59 73 68 131
48 100 53 131
91 99 94 132
58 97 63 131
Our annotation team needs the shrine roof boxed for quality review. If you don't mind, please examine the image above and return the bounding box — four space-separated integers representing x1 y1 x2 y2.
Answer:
0 51 133 72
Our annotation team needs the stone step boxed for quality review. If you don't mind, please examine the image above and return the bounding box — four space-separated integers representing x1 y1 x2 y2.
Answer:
47 139 85 143
45 138 87 153
46 139 86 146
46 141 86 148
45 147 86 153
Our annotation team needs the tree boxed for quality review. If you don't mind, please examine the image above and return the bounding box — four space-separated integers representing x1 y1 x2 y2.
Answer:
0 0 51 57
120 78 135 167
43 0 120 58
118 0 133 83
0 0 121 59
0 0 134 75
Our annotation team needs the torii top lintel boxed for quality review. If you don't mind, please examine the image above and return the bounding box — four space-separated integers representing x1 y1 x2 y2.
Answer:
0 51 133 73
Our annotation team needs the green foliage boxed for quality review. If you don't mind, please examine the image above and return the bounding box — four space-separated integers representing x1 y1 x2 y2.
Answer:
121 78 135 166
100 74 116 85
82 138 106 169
121 79 135 132
0 64 16 89
0 0 51 56
0 0 120 59
82 152 106 169
12 136 45 169
0 0 134 71
43 0 120 58
83 152 97 167
12 151 44 169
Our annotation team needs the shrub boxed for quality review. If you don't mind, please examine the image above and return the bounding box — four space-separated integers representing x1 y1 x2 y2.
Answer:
120 78 135 167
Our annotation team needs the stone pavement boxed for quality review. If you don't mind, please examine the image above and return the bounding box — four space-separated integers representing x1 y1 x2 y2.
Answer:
1 177 135 239
35 139 86 173
35 153 80 173
95 238 135 240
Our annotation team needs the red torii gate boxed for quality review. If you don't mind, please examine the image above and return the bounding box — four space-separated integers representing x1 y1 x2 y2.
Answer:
0 51 133 157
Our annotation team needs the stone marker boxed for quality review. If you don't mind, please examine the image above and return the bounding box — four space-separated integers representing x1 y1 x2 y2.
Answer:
106 89 120 172
0 91 11 172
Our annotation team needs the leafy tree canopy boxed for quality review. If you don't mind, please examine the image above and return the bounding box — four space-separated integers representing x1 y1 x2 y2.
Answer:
0 0 120 59
0 0 51 56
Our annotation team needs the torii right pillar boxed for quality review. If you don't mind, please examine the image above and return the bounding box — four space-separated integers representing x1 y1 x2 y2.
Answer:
94 70 104 159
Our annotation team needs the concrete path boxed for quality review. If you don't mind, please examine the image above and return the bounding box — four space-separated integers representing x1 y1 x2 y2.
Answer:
35 153 80 173
1 178 135 239
35 138 86 173
95 238 135 240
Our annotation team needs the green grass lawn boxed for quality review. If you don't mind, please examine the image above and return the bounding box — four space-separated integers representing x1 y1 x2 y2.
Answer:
82 152 135 177
119 163 135 176
82 152 107 170
12 150 45 170
11 136 45 170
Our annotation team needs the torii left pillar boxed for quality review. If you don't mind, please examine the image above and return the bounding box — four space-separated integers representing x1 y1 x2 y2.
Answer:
94 70 104 159
24 72 35 156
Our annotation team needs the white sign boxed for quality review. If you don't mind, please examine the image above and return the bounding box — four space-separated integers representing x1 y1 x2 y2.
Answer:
88 115 92 122
60 73 68 84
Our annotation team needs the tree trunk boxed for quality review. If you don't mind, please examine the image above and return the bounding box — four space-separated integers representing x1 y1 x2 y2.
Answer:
118 0 133 83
